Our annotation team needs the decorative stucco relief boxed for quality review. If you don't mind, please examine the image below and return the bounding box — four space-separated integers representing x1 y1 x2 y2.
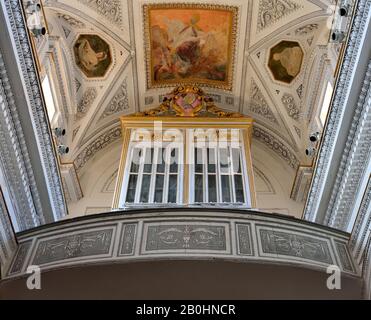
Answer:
76 87 97 117
33 229 113 265
249 81 278 124
99 78 129 120
282 93 300 120
77 0 122 27
257 0 301 31
294 24 319 35
56 13 85 28
252 126 299 169
74 125 121 172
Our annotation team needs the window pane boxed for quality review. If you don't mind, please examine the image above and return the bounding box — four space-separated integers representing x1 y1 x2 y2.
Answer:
195 148 203 173
157 148 165 173
219 148 229 173
221 175 231 202
143 148 153 173
232 148 242 173
234 175 245 203
154 174 164 203
195 174 203 202
169 148 178 173
208 175 217 202
126 174 137 202
41 75 56 120
207 148 216 173
140 174 151 202
168 175 177 203
320 82 333 126
130 148 141 173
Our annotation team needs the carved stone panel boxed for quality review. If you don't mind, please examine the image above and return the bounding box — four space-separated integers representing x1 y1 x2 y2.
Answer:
236 223 253 255
334 241 355 273
8 241 32 275
119 224 137 256
259 228 333 264
32 229 113 265
144 223 227 252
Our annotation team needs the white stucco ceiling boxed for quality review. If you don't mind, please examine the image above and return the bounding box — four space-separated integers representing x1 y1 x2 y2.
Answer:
39 0 341 172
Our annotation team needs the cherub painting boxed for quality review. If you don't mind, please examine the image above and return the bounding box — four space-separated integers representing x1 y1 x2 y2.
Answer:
74 34 111 78
145 4 237 90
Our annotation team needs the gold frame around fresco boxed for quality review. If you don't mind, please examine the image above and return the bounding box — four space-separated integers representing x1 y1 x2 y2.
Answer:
143 3 238 91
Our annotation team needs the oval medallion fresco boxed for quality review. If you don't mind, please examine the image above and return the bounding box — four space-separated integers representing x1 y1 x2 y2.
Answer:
268 41 303 84
73 34 112 78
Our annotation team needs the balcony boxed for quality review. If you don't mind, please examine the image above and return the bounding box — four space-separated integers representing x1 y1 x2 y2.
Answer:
0 208 362 299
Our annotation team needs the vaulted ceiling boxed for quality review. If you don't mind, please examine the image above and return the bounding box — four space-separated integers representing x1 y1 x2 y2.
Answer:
39 0 341 173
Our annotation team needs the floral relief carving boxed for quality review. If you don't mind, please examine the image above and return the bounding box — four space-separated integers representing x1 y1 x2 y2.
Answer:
282 93 300 120
76 88 97 117
258 0 301 31
56 13 85 28
100 79 129 119
295 24 319 35
249 81 278 124
145 224 226 251
77 0 122 26
253 126 299 169
74 126 122 171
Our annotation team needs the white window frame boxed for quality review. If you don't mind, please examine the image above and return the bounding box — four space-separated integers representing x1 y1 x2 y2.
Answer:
119 131 183 207
188 129 251 207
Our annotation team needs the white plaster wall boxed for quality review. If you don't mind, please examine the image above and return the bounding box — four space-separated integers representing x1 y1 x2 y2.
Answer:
252 141 304 218
66 139 122 218
67 137 304 219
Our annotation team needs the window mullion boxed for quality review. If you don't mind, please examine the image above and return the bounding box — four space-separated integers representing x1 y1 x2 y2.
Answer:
163 144 170 203
203 145 208 202
122 146 134 206
216 144 222 203
229 146 237 203
135 147 145 203
176 145 182 203
148 146 157 203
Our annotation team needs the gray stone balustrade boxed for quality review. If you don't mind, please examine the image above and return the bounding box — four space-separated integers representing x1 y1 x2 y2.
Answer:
4 208 359 279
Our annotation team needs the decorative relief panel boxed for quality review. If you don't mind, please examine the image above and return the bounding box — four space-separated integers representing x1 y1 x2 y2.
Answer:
257 0 301 31
33 229 113 265
0 188 17 262
99 79 129 120
4 211 358 278
144 96 154 105
252 126 299 169
236 223 253 255
249 81 278 124
119 224 137 256
8 241 32 275
296 84 303 99
56 13 85 28
144 223 227 252
76 88 97 117
77 0 122 26
281 93 300 120
74 126 122 172
259 228 333 264
294 24 319 36
334 241 355 273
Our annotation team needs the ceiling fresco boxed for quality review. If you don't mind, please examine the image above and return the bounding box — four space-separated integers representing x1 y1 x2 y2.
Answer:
143 3 237 90
268 40 304 83
34 0 340 177
73 34 112 78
